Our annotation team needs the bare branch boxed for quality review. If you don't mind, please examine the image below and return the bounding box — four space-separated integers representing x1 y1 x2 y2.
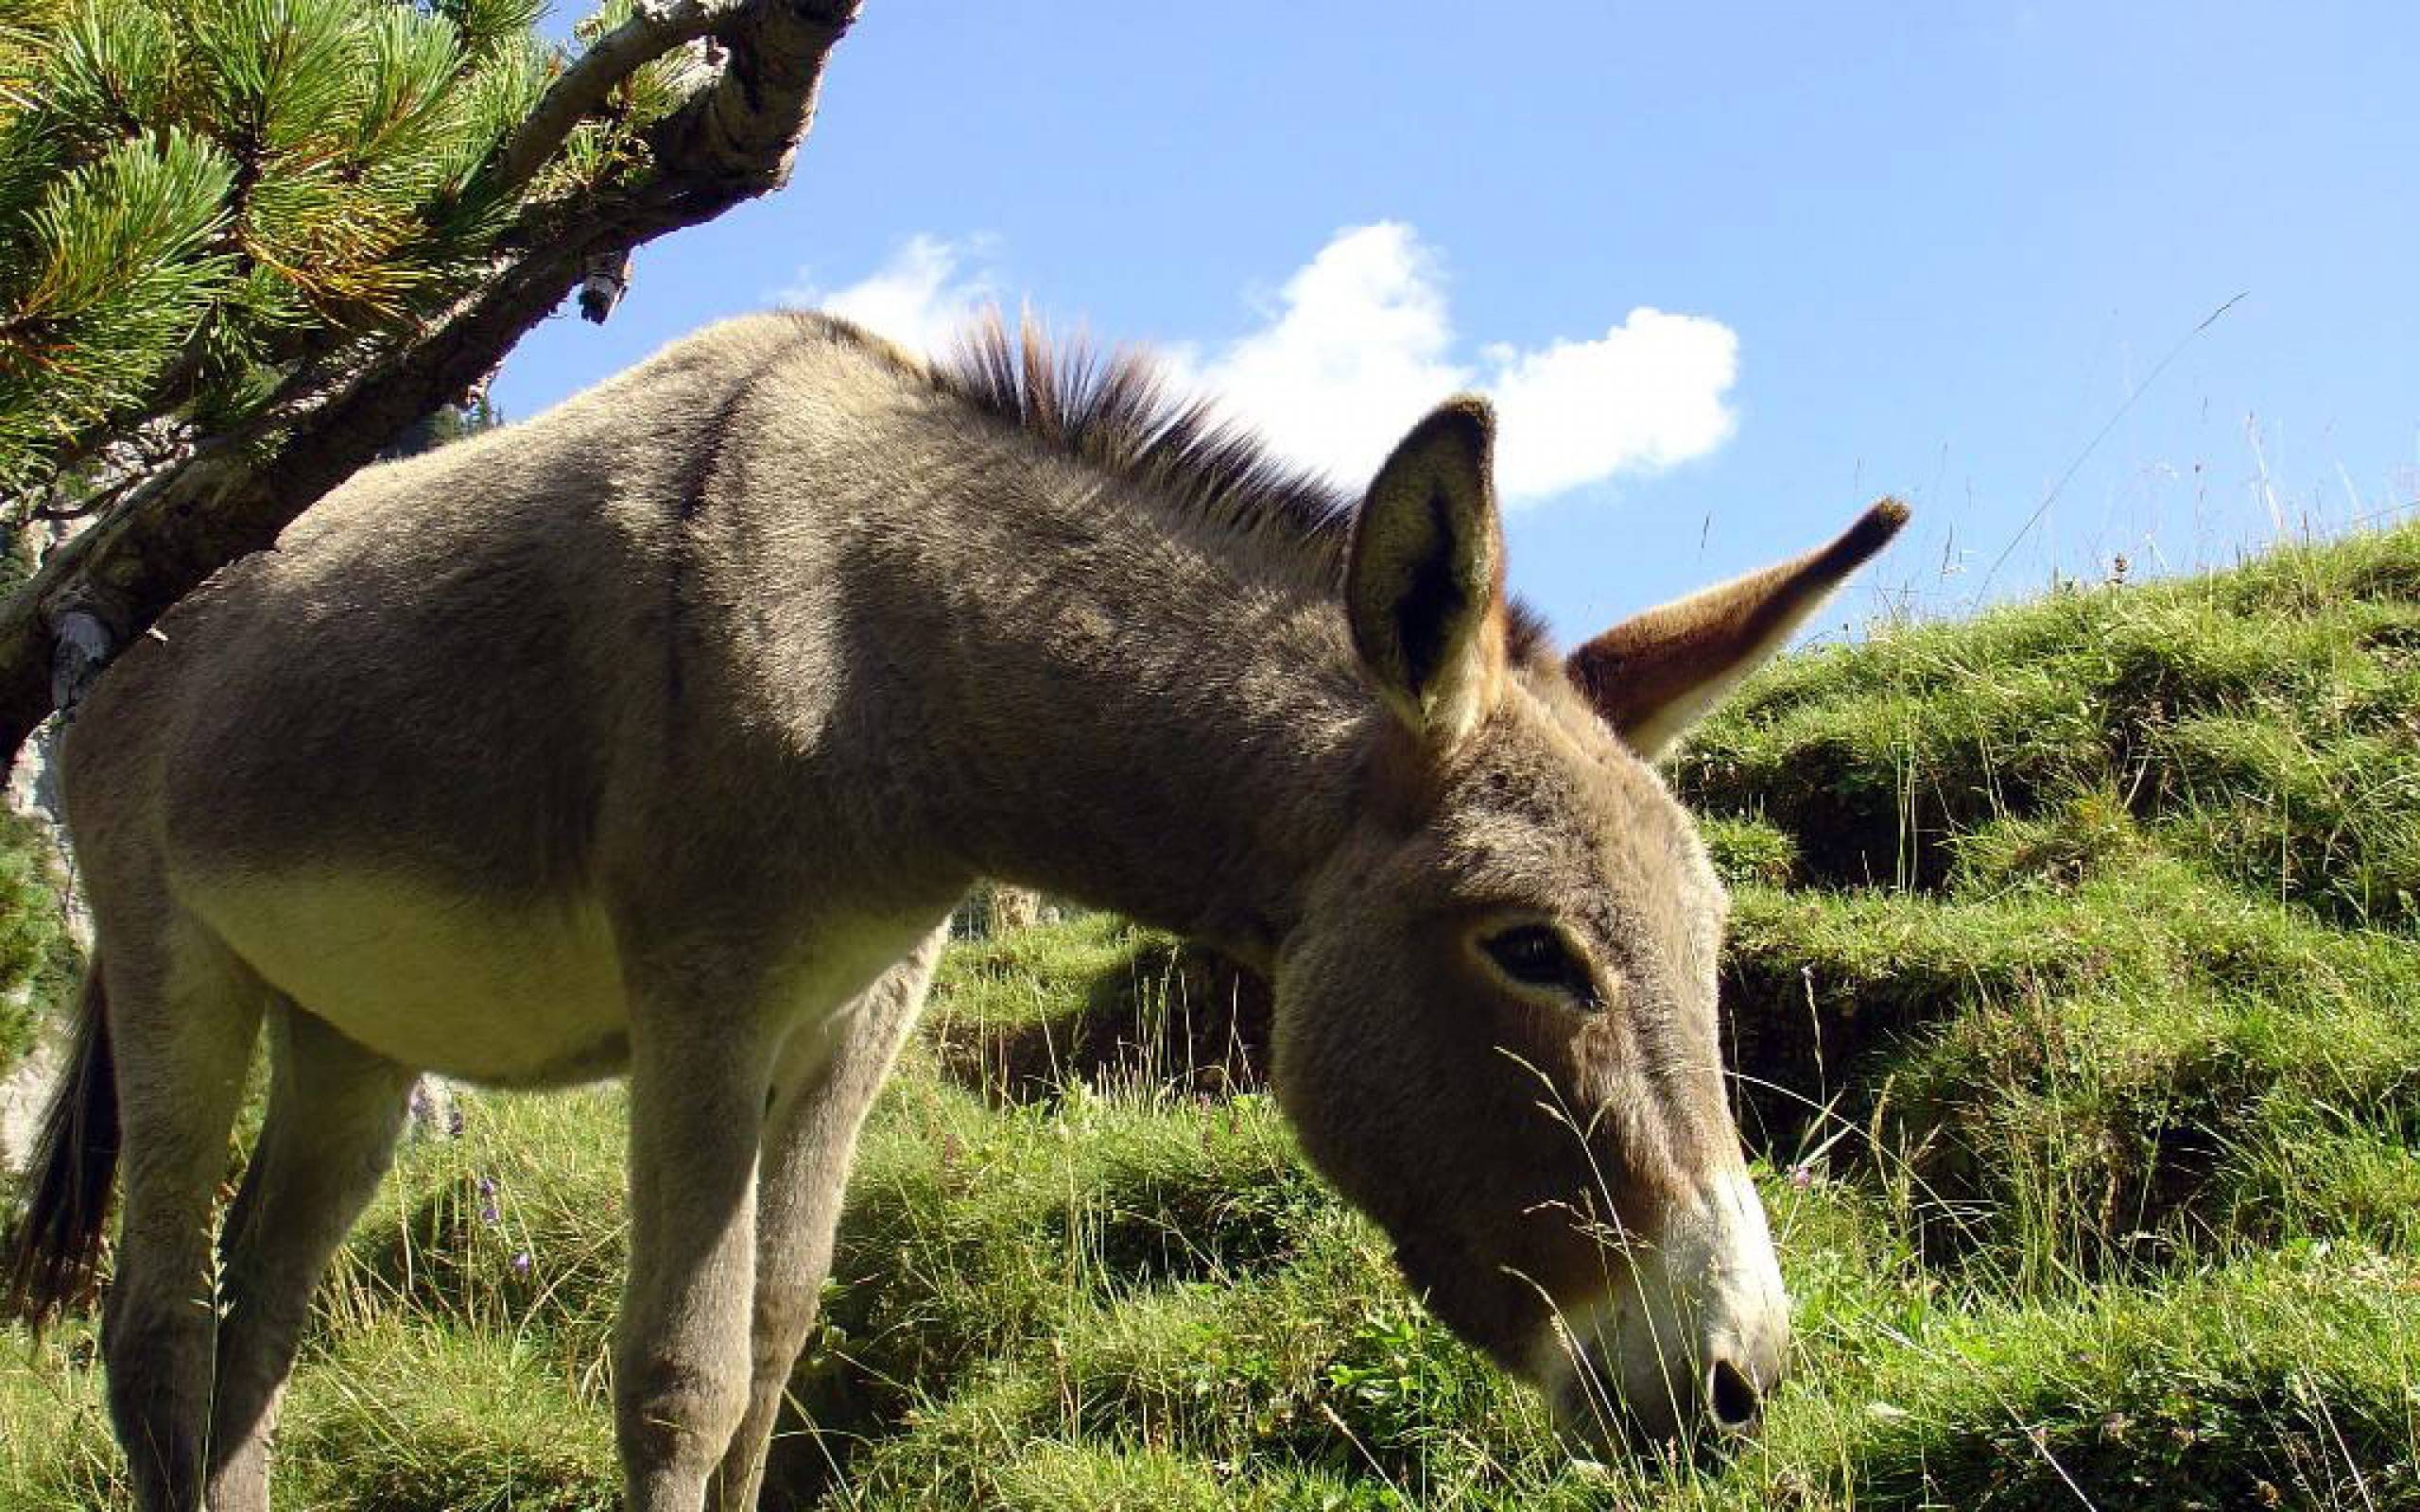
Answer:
578 249 633 323
491 0 747 199
648 0 857 189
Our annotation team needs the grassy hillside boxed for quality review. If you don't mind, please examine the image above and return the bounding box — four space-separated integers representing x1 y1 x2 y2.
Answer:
6 524 2420 1508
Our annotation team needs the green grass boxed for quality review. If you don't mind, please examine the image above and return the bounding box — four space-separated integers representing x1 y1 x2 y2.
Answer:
7 522 2420 1507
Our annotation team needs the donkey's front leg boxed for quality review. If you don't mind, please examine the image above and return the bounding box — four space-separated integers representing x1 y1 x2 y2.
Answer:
618 969 777 1512
708 924 948 1511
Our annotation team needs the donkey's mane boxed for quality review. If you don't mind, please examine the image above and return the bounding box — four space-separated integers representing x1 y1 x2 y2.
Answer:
932 316 1357 557
919 314 1550 661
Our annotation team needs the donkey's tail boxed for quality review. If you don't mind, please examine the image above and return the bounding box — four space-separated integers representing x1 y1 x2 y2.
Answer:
3 957 119 1326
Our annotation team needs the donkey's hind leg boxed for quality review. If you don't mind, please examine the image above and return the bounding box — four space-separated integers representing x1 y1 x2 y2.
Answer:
205 1005 417 1512
708 925 947 1511
100 914 270 1512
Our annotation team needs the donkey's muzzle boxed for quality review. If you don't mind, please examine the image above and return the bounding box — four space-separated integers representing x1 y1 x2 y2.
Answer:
1538 1167 1790 1457
1550 1333 1775 1459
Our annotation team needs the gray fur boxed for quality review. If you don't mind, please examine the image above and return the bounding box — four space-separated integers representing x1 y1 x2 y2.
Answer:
15 310 1902 1508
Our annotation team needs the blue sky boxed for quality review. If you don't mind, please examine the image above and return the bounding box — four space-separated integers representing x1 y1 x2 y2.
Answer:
498 2 2419 647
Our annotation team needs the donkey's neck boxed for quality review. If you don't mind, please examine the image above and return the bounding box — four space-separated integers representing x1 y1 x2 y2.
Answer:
857 461 1374 968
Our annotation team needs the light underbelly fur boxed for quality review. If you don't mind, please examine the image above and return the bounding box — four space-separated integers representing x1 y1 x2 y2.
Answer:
184 869 942 1084
183 871 634 1082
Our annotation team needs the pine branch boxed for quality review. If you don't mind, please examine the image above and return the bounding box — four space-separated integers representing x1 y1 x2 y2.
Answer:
0 0 866 766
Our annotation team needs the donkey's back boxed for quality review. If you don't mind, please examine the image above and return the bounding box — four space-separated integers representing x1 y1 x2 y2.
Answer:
66 315 942 1085
82 315 840 878
26 313 992 1510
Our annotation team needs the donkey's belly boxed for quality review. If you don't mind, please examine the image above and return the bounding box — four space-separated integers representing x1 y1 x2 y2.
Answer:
183 871 631 1084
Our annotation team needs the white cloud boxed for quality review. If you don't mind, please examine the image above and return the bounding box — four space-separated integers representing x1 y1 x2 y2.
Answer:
1480 309 1738 501
1178 222 1738 505
1163 223 1465 490
785 223 1738 507
777 233 998 356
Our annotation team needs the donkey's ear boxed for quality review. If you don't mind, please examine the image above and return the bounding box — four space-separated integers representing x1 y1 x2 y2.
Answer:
1567 499 1909 760
1347 398 1507 748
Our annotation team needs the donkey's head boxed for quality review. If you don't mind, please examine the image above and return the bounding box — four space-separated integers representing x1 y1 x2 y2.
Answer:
1270 398 1904 1452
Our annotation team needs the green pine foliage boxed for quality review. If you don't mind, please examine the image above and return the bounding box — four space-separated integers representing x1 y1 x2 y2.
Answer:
0 0 685 502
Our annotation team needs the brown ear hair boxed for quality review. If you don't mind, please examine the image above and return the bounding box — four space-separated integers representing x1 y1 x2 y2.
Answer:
1567 499 1909 759
1346 398 1507 748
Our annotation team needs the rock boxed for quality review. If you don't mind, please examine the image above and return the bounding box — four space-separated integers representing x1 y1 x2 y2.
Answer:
985 885 1044 935
406 1075 465 1141
0 1020 63 1176
2 711 86 1181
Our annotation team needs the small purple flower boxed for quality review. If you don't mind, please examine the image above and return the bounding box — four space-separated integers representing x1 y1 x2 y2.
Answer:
510 1250 532 1275
1789 1163 1814 1191
476 1177 496 1198
447 1108 466 1138
480 1203 500 1224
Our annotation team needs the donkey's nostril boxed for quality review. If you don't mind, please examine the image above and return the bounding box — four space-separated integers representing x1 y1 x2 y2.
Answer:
1707 1355 1761 1433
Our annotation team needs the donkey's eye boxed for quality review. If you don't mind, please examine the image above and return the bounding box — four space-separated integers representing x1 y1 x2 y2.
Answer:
1481 925 1597 1005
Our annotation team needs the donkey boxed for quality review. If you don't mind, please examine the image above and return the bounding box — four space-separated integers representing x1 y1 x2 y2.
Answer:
4 310 1904 1510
